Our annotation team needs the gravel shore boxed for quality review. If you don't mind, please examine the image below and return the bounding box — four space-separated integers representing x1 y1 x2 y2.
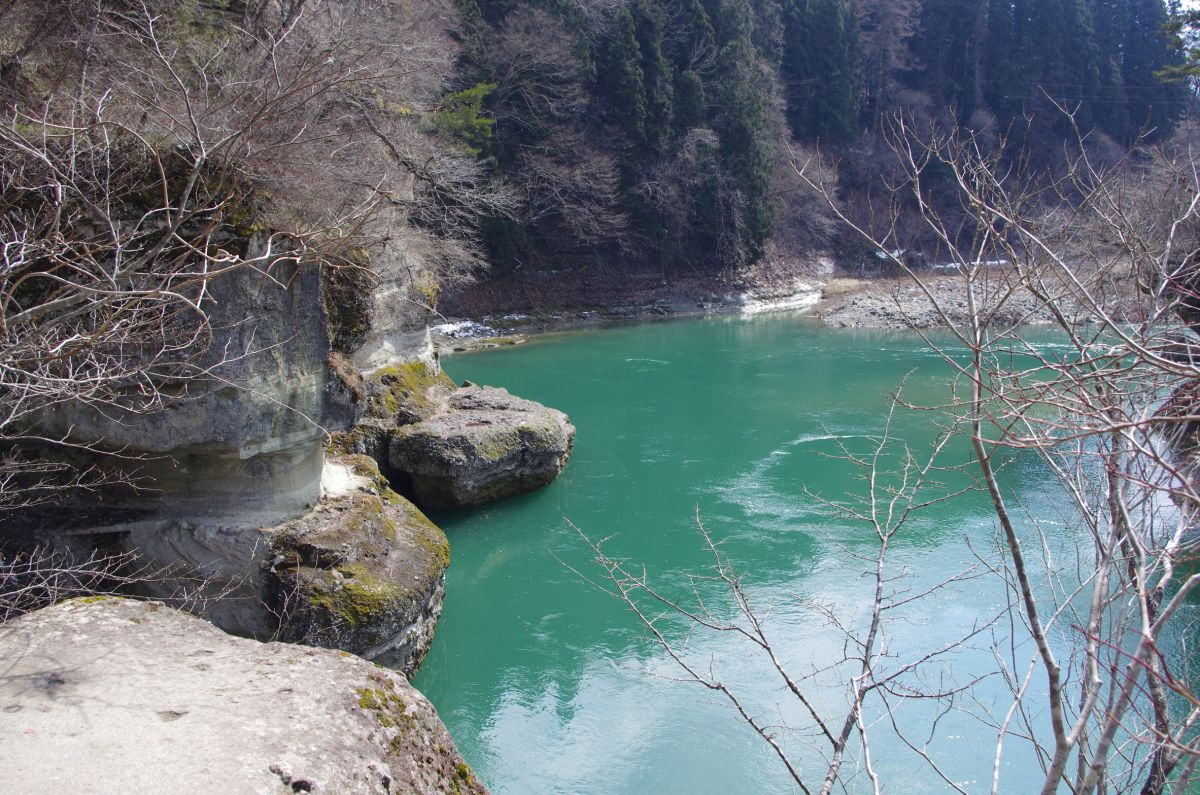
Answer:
814 274 1066 329
433 269 1114 353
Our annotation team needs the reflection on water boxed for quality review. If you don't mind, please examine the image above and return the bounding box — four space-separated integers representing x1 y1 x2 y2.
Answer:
412 315 1196 794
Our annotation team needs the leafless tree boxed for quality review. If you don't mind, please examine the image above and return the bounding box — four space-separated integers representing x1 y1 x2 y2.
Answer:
0 540 252 625
0 0 506 509
802 115 1200 793
583 114 1200 792
0 546 145 624
574 397 996 795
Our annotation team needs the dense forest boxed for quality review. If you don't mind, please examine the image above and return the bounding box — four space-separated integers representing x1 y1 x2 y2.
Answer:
434 0 1191 289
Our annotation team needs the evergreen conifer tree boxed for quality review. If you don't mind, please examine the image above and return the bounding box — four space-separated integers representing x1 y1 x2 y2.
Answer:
633 0 675 149
981 0 1026 124
780 0 860 141
752 0 786 69
608 6 649 144
1023 0 1102 133
911 0 984 122
1121 0 1187 141
711 0 775 261
1090 0 1133 141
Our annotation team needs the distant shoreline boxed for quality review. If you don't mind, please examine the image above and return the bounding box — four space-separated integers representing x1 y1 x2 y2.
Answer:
431 273 1019 354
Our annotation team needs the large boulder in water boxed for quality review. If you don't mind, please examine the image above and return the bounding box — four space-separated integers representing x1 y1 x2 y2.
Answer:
388 386 574 509
0 597 487 795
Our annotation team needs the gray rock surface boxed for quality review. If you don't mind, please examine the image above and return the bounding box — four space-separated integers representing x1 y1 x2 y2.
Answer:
33 253 335 523
0 597 487 795
389 386 575 508
270 464 450 675
19 458 453 677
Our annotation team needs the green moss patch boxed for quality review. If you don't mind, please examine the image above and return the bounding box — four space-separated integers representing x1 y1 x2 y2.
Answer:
327 426 387 461
306 562 404 628
355 679 416 732
69 595 122 606
367 360 455 424
452 761 481 794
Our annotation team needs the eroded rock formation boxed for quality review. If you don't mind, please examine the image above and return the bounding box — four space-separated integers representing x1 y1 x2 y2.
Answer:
0 597 487 795
270 457 450 674
389 386 576 509
4 176 572 697
44 456 451 678
33 255 337 524
1 247 465 672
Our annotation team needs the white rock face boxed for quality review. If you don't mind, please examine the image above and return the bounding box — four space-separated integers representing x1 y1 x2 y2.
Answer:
737 279 823 315
0 598 487 795
34 256 333 523
351 231 441 373
322 459 376 500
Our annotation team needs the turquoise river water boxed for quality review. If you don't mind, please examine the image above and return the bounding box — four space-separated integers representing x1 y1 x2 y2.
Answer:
410 313 1195 794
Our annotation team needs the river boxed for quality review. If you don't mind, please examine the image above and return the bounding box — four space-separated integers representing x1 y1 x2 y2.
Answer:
410 312 1194 793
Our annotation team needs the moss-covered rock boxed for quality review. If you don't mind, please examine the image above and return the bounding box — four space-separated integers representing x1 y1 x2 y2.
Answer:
364 359 457 425
269 482 450 676
389 385 575 509
329 423 392 465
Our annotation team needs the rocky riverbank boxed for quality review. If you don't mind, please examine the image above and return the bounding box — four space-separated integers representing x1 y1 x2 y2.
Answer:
813 274 1070 329
1 198 579 793
432 270 1099 353
432 280 826 353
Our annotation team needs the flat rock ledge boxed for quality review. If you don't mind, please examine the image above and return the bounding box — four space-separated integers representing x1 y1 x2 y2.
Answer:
0 597 487 795
389 386 575 509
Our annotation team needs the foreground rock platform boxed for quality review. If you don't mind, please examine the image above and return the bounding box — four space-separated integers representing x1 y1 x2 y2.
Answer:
0 598 487 795
389 386 575 509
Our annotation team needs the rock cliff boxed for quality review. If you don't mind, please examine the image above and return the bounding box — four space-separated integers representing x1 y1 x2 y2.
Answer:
6 225 573 667
34 253 336 524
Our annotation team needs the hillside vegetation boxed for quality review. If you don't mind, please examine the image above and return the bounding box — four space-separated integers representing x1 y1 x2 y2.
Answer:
445 0 1191 291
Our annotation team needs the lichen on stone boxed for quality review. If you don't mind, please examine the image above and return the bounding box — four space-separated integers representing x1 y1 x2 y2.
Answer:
269 489 451 675
365 360 456 425
355 682 414 730
306 562 405 628
352 675 486 793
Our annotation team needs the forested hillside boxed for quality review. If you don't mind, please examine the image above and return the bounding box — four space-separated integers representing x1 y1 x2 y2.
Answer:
439 0 1191 298
0 0 1189 310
